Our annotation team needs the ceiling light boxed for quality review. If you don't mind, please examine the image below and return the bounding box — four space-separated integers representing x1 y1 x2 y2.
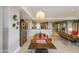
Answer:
36 11 45 20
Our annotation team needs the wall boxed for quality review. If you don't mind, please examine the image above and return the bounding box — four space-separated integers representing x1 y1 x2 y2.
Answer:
3 7 9 53
8 7 20 52
2 7 20 53
67 20 73 34
0 7 3 52
48 22 53 29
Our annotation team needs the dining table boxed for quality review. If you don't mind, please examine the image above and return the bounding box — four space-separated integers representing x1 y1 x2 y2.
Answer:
29 39 56 49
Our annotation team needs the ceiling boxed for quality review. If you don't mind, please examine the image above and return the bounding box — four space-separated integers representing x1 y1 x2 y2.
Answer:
21 6 79 22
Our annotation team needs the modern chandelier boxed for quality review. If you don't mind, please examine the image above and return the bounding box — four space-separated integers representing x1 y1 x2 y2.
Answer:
36 10 45 20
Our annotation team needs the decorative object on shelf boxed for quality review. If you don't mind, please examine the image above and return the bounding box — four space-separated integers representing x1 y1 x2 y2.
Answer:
12 23 16 27
13 15 18 21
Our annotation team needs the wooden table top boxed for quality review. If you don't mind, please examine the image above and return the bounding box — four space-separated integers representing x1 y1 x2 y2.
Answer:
28 39 56 49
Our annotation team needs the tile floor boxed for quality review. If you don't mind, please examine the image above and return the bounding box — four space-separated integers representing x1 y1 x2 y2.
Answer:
18 33 79 53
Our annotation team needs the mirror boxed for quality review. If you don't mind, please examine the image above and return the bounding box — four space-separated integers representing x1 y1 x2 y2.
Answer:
13 15 18 21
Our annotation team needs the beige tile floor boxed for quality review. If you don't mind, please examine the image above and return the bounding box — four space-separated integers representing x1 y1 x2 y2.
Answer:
18 33 79 53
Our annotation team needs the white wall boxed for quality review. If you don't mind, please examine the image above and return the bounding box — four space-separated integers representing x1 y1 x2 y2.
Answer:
3 7 9 53
2 7 20 53
28 20 32 29
48 22 53 29
67 20 73 34
8 7 20 52
0 7 3 52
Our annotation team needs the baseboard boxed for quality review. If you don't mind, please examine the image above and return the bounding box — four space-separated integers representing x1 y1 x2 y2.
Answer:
13 47 20 53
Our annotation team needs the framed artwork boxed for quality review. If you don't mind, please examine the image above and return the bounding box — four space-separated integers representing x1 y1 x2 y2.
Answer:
40 22 48 29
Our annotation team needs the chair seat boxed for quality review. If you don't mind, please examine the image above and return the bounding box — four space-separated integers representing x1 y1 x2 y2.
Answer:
36 40 46 44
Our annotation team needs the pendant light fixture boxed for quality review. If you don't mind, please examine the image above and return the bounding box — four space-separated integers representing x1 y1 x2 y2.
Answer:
36 10 45 20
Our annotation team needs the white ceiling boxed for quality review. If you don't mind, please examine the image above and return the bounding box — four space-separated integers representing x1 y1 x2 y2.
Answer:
21 6 79 22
